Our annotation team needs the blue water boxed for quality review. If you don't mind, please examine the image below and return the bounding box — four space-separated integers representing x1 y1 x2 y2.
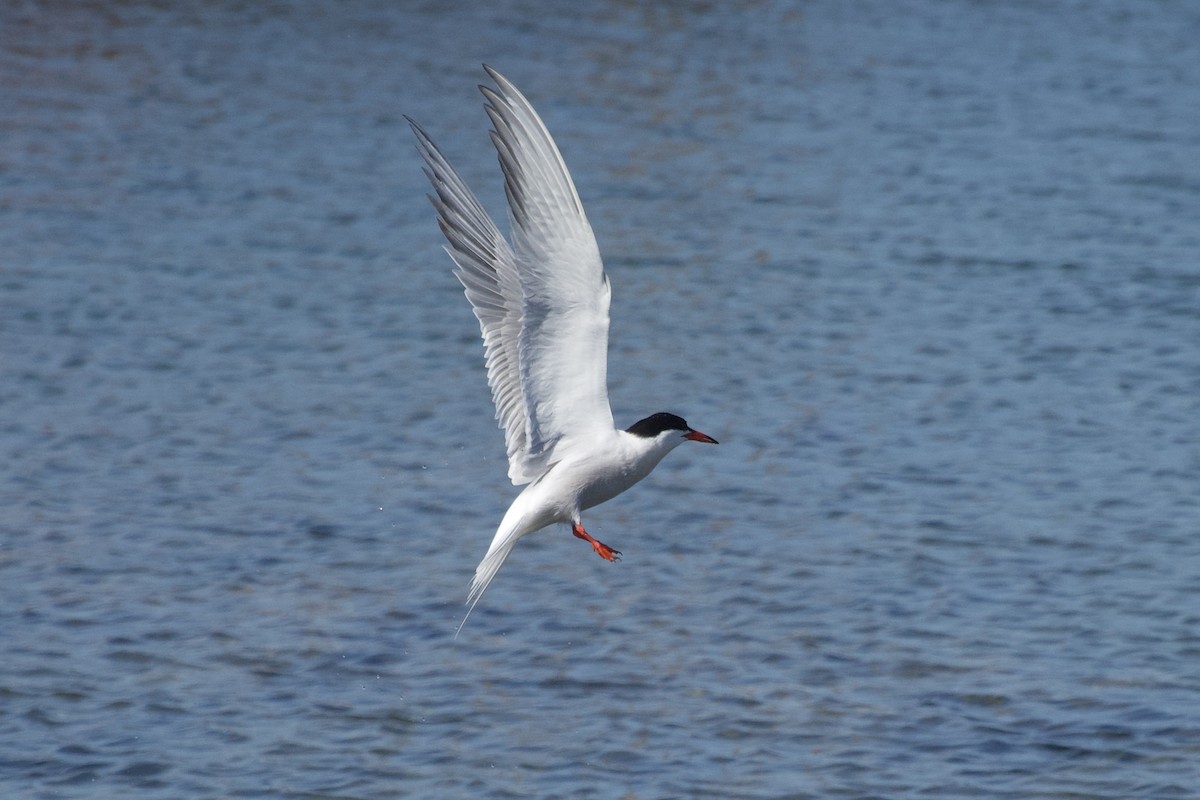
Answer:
3 1 1199 797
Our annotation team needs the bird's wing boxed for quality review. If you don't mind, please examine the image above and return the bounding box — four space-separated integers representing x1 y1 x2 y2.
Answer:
481 66 614 467
407 66 612 484
408 118 538 484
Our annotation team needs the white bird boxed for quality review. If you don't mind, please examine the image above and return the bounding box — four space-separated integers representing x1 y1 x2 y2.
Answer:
407 66 717 632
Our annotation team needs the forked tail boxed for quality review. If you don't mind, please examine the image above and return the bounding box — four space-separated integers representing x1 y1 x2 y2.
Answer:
454 515 527 637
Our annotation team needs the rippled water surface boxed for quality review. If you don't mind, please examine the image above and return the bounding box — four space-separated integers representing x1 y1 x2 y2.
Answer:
3 1 1199 798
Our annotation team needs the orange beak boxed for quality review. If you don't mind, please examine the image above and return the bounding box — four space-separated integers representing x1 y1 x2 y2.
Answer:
684 429 718 444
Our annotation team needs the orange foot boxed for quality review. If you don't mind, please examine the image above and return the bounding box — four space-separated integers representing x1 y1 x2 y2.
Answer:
572 522 621 562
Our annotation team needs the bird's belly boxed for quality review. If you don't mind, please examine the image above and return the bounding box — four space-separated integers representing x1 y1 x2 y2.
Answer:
577 463 649 511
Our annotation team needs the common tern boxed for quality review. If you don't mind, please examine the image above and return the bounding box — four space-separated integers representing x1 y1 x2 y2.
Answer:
407 66 718 632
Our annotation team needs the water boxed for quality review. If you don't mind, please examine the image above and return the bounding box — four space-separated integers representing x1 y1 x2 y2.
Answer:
3 1 1199 797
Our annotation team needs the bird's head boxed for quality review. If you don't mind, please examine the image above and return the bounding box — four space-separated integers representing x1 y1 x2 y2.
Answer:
625 412 718 449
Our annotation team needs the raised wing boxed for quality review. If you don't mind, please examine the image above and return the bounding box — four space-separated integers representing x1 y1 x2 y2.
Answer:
409 66 613 484
481 67 614 466
408 119 536 483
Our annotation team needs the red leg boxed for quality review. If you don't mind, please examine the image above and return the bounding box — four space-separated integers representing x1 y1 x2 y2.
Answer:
572 522 621 561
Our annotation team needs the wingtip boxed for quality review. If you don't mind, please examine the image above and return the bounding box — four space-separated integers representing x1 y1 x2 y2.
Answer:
406 115 434 150
479 64 499 97
480 64 522 102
